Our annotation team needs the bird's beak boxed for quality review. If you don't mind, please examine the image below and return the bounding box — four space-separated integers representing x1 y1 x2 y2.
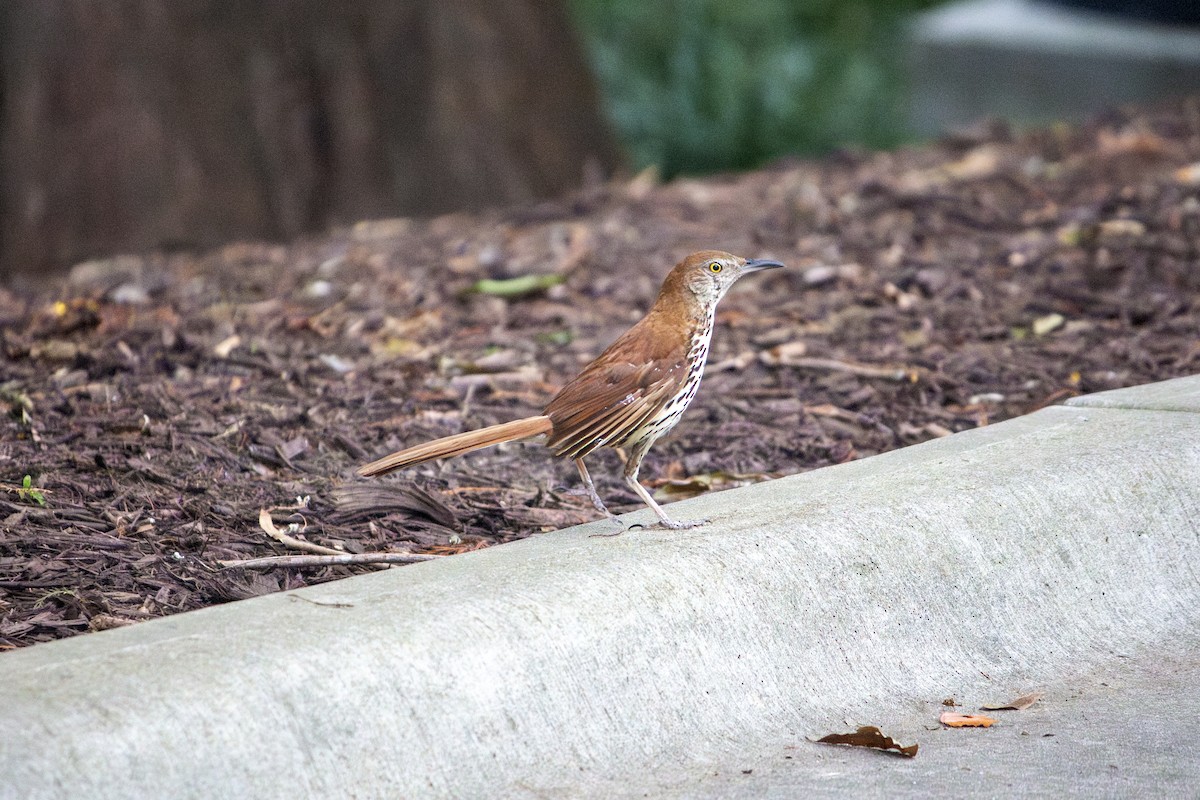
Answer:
742 258 786 273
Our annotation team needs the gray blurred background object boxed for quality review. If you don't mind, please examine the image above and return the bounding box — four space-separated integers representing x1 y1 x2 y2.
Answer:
908 0 1200 136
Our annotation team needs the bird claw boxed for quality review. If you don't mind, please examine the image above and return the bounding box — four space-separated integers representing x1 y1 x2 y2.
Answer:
660 517 708 530
630 517 708 531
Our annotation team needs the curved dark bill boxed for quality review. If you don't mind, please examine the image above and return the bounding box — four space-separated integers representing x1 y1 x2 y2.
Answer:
743 258 786 272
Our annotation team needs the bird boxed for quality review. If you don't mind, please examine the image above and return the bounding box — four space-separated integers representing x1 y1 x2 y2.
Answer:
358 250 786 529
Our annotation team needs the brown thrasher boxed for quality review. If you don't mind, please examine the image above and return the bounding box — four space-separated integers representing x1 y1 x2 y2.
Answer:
359 250 785 529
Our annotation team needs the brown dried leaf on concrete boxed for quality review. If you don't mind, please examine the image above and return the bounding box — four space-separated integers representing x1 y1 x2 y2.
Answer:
980 691 1044 711
815 726 918 758
940 712 996 728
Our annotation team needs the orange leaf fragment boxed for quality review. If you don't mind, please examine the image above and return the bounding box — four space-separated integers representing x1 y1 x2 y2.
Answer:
981 691 1044 711
1174 162 1200 185
816 726 918 758
940 712 996 728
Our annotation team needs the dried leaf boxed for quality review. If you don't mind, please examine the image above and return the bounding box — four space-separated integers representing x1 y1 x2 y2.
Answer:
373 337 431 359
471 274 564 298
213 334 241 358
940 712 996 728
653 470 773 502
469 349 525 372
1175 162 1200 185
705 351 756 373
258 507 283 538
802 265 838 286
759 339 808 366
1032 313 1064 336
319 353 355 373
815 726 918 758
1096 128 1169 157
257 508 342 556
1096 219 1146 239
448 367 542 390
626 164 660 199
551 223 593 272
945 144 1002 180
332 483 459 530
422 540 490 556
31 339 80 361
276 436 309 461
981 691 1043 711
351 217 412 241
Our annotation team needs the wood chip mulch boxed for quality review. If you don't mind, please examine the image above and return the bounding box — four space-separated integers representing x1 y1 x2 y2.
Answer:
2 99 1199 650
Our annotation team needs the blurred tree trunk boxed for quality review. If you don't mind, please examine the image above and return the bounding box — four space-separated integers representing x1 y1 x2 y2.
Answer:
0 0 620 281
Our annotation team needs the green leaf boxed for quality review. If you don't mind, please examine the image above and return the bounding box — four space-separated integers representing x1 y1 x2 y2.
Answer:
471 274 565 298
537 330 574 346
15 475 46 506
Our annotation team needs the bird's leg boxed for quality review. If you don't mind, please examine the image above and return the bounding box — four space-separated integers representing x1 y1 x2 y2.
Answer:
574 458 615 516
622 446 707 530
574 458 624 533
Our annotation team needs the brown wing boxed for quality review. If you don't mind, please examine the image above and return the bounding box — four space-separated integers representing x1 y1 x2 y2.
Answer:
545 360 680 459
544 320 688 459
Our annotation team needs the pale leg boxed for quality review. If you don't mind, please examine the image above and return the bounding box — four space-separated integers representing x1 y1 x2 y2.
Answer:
575 458 624 532
623 445 707 530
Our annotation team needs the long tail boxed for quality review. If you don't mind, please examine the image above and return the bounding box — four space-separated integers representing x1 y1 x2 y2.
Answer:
357 416 553 477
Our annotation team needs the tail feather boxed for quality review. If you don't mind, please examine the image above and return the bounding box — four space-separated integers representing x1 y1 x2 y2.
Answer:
358 416 553 477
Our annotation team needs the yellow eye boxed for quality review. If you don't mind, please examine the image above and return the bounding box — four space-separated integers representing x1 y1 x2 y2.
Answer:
708 262 722 273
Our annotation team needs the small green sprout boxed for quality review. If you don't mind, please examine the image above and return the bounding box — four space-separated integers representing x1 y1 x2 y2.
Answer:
14 475 46 506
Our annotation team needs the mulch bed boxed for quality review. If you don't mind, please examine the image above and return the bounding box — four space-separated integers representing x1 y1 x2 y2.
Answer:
3 100 1199 650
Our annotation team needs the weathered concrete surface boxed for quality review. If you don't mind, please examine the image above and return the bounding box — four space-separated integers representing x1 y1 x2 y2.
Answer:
1066 375 1200 412
644 651 1200 798
2 375 1199 799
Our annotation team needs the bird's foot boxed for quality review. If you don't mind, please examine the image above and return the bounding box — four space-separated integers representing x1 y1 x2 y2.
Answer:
563 483 618 518
630 517 709 531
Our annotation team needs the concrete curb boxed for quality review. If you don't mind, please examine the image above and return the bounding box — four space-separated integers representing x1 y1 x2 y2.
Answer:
2 376 1199 798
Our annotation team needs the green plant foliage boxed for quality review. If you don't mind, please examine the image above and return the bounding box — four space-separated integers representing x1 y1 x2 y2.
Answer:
568 0 945 176
15 475 46 506
470 274 566 298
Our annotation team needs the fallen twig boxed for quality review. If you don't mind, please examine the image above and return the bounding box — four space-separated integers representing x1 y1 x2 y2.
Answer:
258 507 341 556
219 552 443 569
767 355 920 382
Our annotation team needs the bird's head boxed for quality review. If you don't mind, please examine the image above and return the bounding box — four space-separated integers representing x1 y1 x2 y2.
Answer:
673 250 786 306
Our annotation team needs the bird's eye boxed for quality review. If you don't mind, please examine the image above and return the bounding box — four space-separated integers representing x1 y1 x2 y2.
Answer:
708 262 722 273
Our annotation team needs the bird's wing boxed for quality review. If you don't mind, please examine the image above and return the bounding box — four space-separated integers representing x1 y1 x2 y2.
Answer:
544 358 682 459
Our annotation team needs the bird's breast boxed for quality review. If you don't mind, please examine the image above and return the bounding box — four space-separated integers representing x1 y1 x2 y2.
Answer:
618 312 715 448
